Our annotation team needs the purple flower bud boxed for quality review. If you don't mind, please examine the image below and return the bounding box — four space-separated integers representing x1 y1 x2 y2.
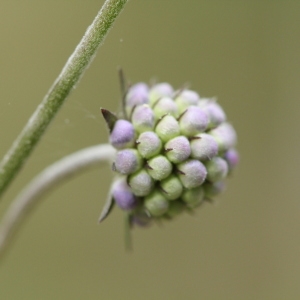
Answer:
198 98 226 128
147 155 173 181
175 89 200 113
224 148 239 171
209 122 237 152
125 83 149 111
160 175 183 200
204 181 226 197
182 186 205 208
149 82 174 105
205 157 228 182
136 131 162 159
112 178 138 210
114 149 142 175
165 136 191 163
155 115 180 142
190 133 218 161
153 97 179 120
177 159 207 189
144 191 169 217
166 200 185 218
179 106 209 137
128 169 154 197
131 104 155 133
109 119 135 149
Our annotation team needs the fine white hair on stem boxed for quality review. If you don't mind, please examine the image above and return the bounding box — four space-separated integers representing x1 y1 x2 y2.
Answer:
0 144 116 259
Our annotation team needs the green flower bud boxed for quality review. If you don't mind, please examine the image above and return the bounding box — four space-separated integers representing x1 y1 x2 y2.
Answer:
147 155 172 181
175 90 200 114
144 190 169 217
179 106 208 137
131 104 155 133
181 186 205 208
160 175 183 200
166 200 185 218
153 97 179 120
204 181 226 197
136 131 162 159
165 136 191 163
205 157 228 182
155 115 180 142
149 82 174 105
177 159 207 189
190 133 218 161
128 169 154 196
114 149 142 175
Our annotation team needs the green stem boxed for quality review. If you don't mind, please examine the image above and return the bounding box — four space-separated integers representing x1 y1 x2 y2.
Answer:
0 0 128 198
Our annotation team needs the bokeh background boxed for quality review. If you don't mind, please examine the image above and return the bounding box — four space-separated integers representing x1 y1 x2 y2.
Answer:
0 1 299 299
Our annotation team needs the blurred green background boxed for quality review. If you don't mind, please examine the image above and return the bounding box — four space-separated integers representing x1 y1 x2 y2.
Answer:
0 1 299 299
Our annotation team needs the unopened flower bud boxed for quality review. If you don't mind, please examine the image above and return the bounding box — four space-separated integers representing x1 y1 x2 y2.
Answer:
128 169 154 196
130 210 152 227
110 119 135 149
190 133 218 161
144 191 169 217
125 83 149 113
131 104 154 133
153 97 179 120
224 148 239 171
204 181 226 197
147 155 172 181
205 157 228 182
177 159 207 189
175 90 200 113
198 99 226 128
179 106 208 137
114 149 142 175
182 186 205 208
166 200 185 218
165 136 191 163
149 82 174 105
112 178 138 210
136 131 162 159
155 115 180 142
209 122 237 152
160 175 183 200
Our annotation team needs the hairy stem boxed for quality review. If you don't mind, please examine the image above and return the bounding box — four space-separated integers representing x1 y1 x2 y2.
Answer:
0 0 128 198
0 144 116 260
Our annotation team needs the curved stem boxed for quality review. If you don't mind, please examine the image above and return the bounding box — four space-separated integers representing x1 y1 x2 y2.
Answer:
0 0 128 198
0 144 116 260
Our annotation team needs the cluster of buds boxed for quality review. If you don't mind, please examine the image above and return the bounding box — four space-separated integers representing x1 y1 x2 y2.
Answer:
100 82 239 227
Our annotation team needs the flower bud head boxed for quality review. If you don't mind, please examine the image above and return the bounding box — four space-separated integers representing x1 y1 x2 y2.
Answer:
175 90 200 113
125 83 149 112
114 149 142 175
149 82 174 105
179 106 208 137
224 148 239 171
177 159 207 189
131 104 155 133
155 115 180 142
144 191 169 217
153 97 179 120
198 99 226 128
182 186 205 208
147 155 173 181
209 122 237 152
165 136 191 163
110 119 135 149
112 178 138 210
166 200 185 218
190 133 218 161
205 157 228 182
204 181 226 197
128 169 154 196
136 131 162 159
160 175 183 200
